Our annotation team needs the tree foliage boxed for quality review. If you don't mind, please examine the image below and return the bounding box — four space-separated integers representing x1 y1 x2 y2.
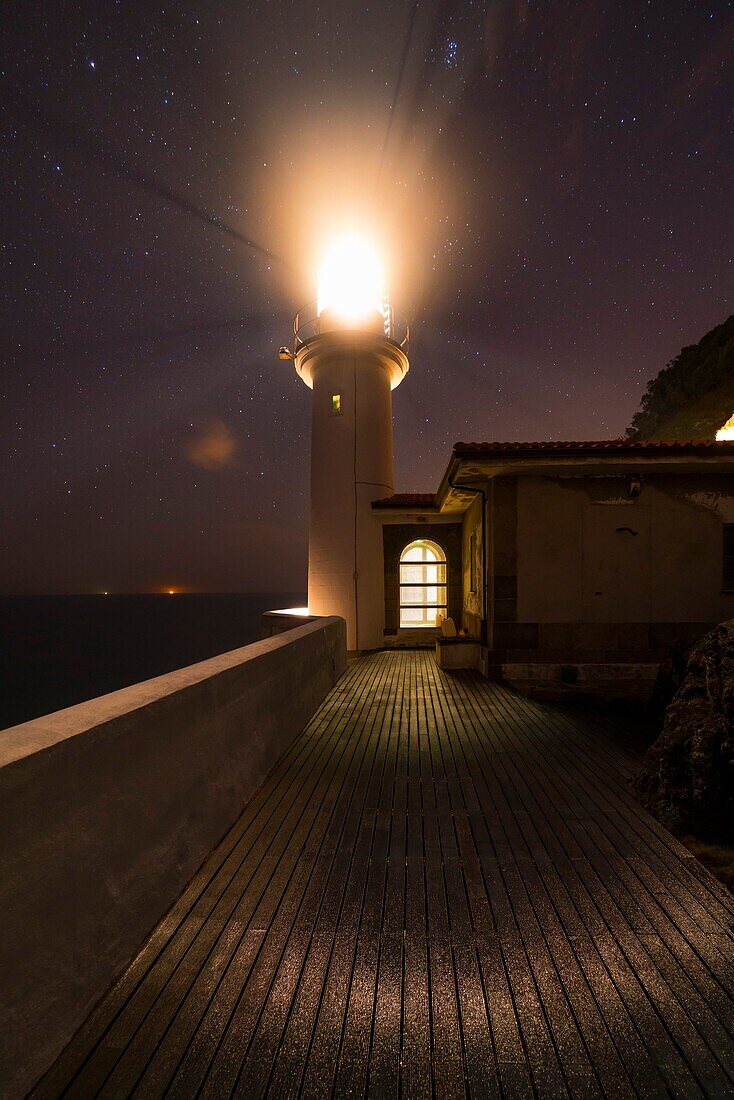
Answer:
627 314 734 439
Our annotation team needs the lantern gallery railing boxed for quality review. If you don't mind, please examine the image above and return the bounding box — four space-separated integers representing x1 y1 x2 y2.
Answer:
290 299 410 354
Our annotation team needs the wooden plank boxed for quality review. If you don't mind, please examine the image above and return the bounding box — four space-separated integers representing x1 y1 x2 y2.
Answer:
398 654 432 1100
236 652 406 1099
162 654 391 1097
197 665 391 1094
447 671 680 1097
330 653 405 1098
437 668 606 1099
415 653 467 1099
421 654 500 1100
365 652 409 1098
490 683 734 1022
458 673 733 1096
296 653 405 1099
510 686 734 931
33 651 734 1100
422 657 550 1098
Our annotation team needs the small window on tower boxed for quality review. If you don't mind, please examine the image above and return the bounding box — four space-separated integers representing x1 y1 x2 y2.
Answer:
330 393 342 416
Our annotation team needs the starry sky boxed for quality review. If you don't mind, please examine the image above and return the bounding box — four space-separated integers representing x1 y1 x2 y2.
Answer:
2 1 732 594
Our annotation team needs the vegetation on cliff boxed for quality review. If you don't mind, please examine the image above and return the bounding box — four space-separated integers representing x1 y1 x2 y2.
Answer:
627 314 734 440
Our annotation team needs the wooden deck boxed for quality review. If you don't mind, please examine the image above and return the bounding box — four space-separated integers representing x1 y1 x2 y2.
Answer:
36 651 734 1098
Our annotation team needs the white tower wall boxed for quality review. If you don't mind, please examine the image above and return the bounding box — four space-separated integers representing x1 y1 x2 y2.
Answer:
294 326 408 650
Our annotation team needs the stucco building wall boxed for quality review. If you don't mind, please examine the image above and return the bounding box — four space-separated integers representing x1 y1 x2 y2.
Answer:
493 473 734 664
516 475 734 623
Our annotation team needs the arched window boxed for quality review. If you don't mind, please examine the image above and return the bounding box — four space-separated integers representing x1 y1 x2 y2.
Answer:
399 539 447 628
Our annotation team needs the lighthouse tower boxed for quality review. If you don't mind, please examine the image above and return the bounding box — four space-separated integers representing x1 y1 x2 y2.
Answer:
282 236 409 651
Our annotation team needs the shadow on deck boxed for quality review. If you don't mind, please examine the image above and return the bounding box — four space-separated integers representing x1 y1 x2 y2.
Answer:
35 651 734 1098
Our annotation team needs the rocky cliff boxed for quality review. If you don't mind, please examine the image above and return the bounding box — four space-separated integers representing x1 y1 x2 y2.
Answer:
635 621 734 840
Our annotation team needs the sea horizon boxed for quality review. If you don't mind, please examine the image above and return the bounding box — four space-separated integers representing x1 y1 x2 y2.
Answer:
1 592 306 730
0 590 306 597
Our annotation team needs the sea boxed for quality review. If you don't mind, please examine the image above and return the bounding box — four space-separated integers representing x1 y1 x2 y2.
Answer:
0 593 305 731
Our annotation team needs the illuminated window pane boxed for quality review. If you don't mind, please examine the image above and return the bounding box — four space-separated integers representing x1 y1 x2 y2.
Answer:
403 543 440 563
400 562 445 585
401 586 441 606
398 539 448 628
330 393 342 415
402 606 423 623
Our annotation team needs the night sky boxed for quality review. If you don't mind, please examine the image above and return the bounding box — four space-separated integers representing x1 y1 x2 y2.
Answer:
2 2 732 594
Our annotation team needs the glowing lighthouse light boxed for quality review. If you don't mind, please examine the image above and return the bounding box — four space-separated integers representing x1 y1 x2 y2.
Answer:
317 234 385 325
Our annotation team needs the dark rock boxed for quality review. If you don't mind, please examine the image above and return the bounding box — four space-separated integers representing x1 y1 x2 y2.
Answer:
635 621 734 841
648 637 694 729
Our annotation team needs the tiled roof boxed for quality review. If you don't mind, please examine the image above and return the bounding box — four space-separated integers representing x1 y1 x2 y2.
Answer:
372 492 437 509
453 439 734 456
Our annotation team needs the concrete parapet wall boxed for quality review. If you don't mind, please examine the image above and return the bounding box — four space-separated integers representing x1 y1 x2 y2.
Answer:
0 615 346 1099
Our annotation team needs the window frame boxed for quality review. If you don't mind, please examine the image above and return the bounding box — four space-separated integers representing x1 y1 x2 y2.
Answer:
398 538 448 629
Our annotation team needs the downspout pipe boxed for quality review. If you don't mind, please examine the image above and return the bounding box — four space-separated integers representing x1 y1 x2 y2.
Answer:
448 474 488 645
